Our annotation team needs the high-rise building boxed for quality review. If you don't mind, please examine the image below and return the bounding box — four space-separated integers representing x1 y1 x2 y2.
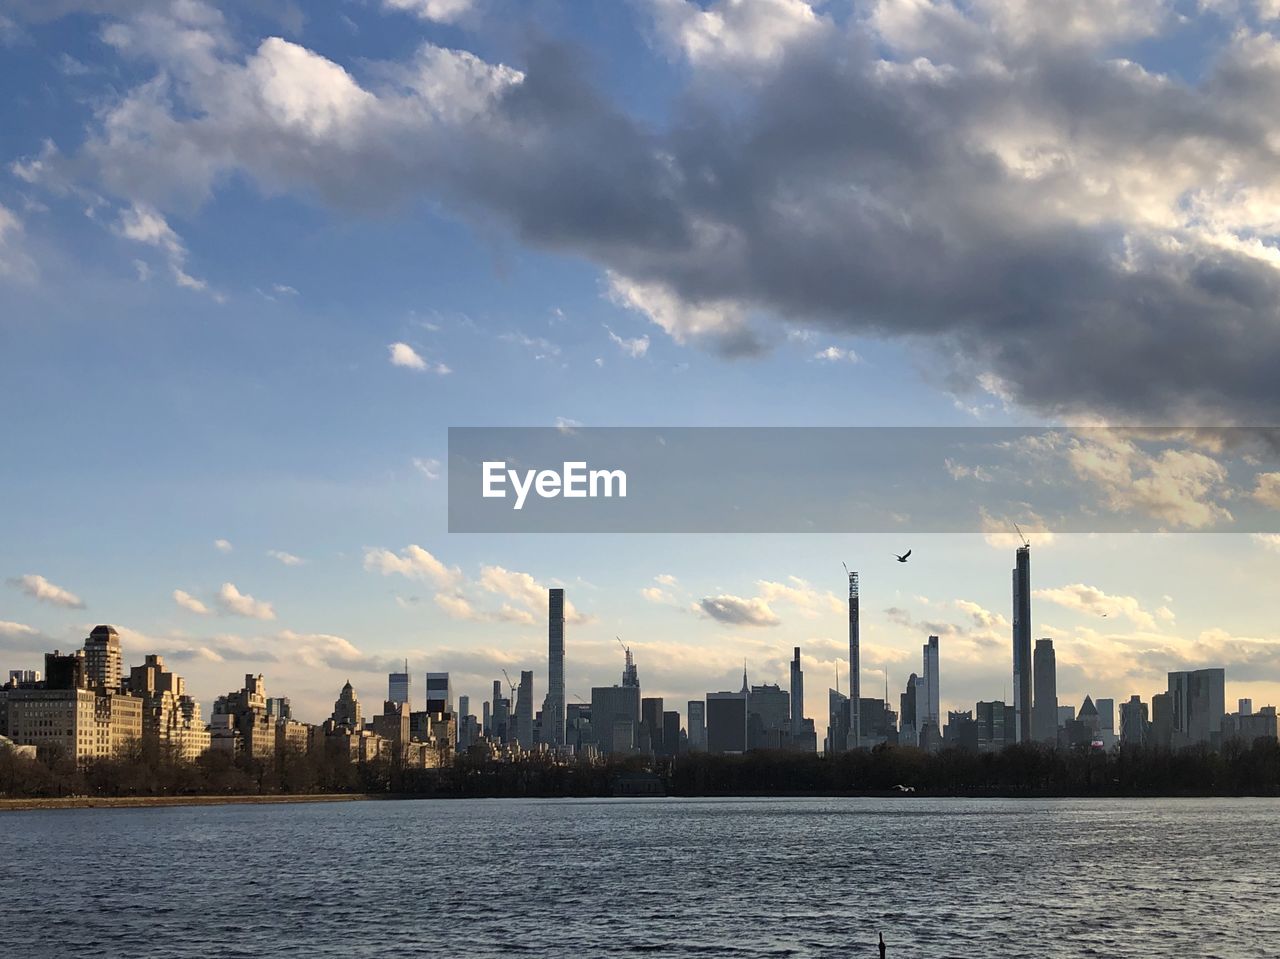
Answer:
847 568 860 748
899 673 924 747
84 625 122 690
747 684 790 750
621 643 639 688
1057 704 1076 727
826 687 849 754
1239 698 1254 716
687 700 706 751
516 670 534 749
425 672 452 714
641 696 665 755
1012 545 1032 743
975 700 1014 751
662 710 681 757
331 680 361 730
790 647 804 744
1096 697 1116 747
591 684 640 755
922 635 940 734
127 654 210 761
1120 695 1148 746
388 666 411 708
545 587 566 748
1168 668 1225 747
1032 638 1058 744
706 691 747 754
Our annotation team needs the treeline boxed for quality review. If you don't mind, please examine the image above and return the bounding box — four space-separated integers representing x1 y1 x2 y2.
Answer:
4 739 1280 801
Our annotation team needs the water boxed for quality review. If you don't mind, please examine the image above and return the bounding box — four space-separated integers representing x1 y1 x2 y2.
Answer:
2 797 1276 958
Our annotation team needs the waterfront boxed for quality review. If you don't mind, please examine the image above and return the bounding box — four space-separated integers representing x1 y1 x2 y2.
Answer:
4 796 1277 958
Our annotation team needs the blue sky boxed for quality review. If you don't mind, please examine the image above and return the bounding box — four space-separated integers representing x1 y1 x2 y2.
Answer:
3 0 1280 734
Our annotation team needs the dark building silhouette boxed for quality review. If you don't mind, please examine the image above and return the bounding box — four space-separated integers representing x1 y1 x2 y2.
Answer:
1032 638 1058 744
1011 545 1032 743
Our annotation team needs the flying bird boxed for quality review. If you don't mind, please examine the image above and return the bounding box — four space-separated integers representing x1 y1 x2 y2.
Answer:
895 549 912 563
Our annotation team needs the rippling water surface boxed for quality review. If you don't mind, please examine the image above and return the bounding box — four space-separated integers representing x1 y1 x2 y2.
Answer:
4 797 1277 958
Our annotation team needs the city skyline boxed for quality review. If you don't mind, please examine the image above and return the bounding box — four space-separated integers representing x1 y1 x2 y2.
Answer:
4 541 1273 748
3 1 1280 753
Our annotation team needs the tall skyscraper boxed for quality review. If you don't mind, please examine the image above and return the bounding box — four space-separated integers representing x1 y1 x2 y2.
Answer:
790 647 804 743
621 642 639 687
1096 697 1115 747
1239 698 1253 716
1032 638 1058 743
922 635 940 732
84 625 122 690
899 672 923 746
425 672 452 713
687 700 706 751
591 684 640 755
516 670 534 749
388 664 411 707
1012 544 1032 743
545 587 566 748
641 696 665 755
1120 695 1149 746
847 568 860 748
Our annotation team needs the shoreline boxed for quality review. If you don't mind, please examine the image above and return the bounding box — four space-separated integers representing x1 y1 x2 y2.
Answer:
0 793 392 812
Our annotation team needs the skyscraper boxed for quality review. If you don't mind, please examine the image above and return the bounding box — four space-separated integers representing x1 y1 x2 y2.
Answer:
706 691 747 754
1168 668 1226 747
847 568 860 749
790 646 804 743
1012 544 1032 744
922 635 940 733
388 664 411 708
591 684 640 755
425 672 452 714
516 670 534 749
84 625 122 690
641 696 665 755
545 587 566 748
687 700 706 751
1032 638 1058 744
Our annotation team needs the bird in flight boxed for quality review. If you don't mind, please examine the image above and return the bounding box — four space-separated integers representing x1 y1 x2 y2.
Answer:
895 549 912 563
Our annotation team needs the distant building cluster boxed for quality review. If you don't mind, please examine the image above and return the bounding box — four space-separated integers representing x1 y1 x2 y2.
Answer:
3 548 1276 770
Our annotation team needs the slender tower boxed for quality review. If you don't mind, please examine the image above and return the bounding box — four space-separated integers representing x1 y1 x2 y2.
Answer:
790 646 804 744
1012 544 1032 743
846 566 860 749
546 587 566 747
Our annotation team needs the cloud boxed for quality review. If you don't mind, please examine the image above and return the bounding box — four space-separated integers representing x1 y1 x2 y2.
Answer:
172 589 210 615
1066 433 1232 529
1253 533 1280 553
755 577 843 617
649 0 824 68
1033 583 1167 630
388 342 449 374
113 202 213 294
382 0 474 24
0 620 41 651
25 0 1280 421
697 594 781 627
0 203 36 280
267 549 304 566
606 326 650 358
215 581 276 620
7 573 84 609
412 457 441 480
363 545 463 588
213 538 233 553
813 345 860 363
476 564 590 623
655 573 678 587
1251 472 1280 510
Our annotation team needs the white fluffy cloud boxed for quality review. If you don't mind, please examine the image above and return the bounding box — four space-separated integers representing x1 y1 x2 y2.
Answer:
363 544 462 588
213 538 233 553
172 589 211 614
267 549 304 566
388 342 450 374
215 581 276 620
7 573 84 609
1033 583 1172 631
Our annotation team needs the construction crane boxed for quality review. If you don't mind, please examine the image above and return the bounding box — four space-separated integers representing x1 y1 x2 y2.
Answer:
1013 521 1030 548
501 668 518 699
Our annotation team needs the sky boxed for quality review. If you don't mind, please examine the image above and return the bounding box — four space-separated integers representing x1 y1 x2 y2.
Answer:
3 0 1280 741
